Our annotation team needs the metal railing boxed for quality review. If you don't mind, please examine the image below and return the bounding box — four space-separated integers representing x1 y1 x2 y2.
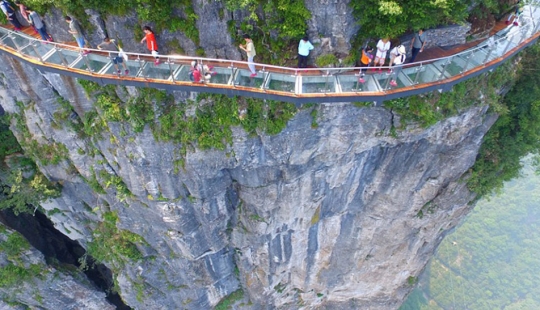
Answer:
0 1 539 103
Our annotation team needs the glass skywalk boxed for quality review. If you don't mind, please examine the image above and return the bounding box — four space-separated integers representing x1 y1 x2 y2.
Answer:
0 1 539 104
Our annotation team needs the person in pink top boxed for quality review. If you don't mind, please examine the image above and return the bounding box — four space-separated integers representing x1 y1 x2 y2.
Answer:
140 26 159 65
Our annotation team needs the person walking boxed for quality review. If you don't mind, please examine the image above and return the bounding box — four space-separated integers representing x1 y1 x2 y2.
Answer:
65 16 88 55
25 8 52 42
140 26 159 65
297 36 314 69
1 0 23 31
98 37 129 75
374 37 390 72
409 29 426 63
239 34 257 77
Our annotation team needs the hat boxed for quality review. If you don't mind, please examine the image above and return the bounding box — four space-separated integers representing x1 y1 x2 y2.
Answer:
398 45 406 54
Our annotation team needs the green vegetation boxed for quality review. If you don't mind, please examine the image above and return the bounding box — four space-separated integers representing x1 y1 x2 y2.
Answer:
0 232 30 260
215 289 244 310
98 170 132 202
226 0 311 65
401 160 540 310
0 263 43 288
0 114 61 215
467 43 540 198
385 56 516 129
87 211 146 270
152 93 296 161
23 0 199 43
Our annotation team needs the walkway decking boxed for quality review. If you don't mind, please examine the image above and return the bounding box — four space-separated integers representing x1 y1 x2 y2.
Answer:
1 5 539 106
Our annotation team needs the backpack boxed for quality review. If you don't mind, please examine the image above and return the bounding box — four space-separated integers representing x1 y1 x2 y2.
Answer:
394 45 406 65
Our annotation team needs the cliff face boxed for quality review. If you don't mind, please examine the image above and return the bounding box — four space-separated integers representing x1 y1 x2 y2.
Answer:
0 48 497 309
0 223 114 309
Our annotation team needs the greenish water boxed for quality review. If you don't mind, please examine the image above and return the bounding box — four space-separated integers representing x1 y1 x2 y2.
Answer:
401 159 540 310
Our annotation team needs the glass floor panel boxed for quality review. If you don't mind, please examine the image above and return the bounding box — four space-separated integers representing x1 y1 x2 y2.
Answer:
404 65 442 85
20 42 54 59
102 60 142 77
43 50 70 66
338 74 379 92
72 53 110 72
302 75 336 93
173 65 192 82
234 69 265 88
11 34 32 50
140 62 174 80
374 72 395 90
265 72 296 92
205 67 233 85
0 35 17 50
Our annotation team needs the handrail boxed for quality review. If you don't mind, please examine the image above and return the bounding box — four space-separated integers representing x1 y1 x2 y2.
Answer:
0 1 539 105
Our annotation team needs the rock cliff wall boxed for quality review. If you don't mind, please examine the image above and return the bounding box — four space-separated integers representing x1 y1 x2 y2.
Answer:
0 49 496 309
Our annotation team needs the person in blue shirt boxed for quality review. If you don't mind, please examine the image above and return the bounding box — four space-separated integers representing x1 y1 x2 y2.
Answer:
298 36 314 69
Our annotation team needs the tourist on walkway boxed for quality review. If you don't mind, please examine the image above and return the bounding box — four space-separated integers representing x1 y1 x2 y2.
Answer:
1 0 22 31
98 37 129 75
389 45 406 87
297 36 314 69
358 46 373 83
25 8 52 42
506 0 523 26
374 38 390 72
409 29 426 63
239 34 257 77
14 1 32 31
65 16 88 55
140 26 159 65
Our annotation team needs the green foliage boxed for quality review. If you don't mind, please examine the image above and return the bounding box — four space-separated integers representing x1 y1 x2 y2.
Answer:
152 93 296 155
0 170 61 215
98 170 132 202
384 58 516 129
315 54 338 68
227 0 311 65
215 289 244 310
0 115 22 160
0 263 43 288
349 0 470 39
468 43 540 198
87 211 145 269
0 232 30 260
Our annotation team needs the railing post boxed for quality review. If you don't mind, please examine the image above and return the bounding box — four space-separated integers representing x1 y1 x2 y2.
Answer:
383 69 393 90
56 49 69 67
82 53 93 72
413 64 422 84
461 52 472 74
30 43 43 62
483 39 495 64
8 33 22 51
502 36 514 55
324 73 329 94
137 56 145 78
167 58 175 82
229 62 235 87
438 57 452 81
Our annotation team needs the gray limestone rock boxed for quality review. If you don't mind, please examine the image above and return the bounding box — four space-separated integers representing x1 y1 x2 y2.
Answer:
0 224 114 310
0 44 494 310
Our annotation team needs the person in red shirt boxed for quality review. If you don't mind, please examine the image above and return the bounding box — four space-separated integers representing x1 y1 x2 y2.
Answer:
140 26 159 65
